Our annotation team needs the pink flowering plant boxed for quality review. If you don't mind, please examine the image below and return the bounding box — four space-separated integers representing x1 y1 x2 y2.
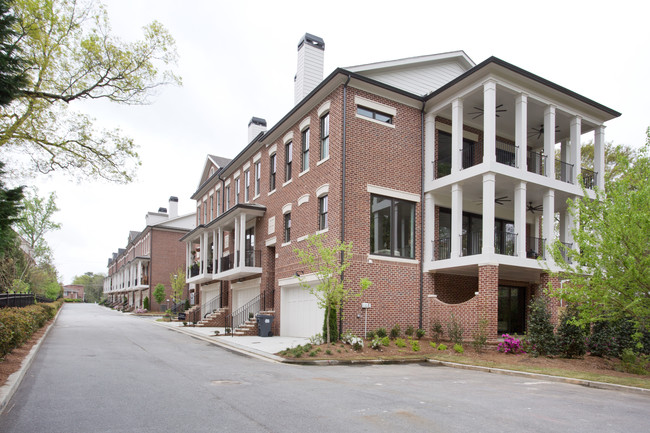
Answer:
497 334 526 354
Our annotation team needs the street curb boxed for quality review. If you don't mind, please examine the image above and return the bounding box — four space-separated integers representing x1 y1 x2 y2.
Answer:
0 303 65 415
426 359 650 396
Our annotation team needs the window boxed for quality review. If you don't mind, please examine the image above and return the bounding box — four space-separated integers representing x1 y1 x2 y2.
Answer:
197 204 201 224
320 113 329 160
285 141 292 182
318 194 328 230
203 200 207 223
301 128 310 172
370 195 415 258
235 178 240 205
254 161 261 196
216 191 221 217
357 105 393 124
269 153 276 191
244 170 250 202
209 195 214 221
284 213 291 243
225 185 230 210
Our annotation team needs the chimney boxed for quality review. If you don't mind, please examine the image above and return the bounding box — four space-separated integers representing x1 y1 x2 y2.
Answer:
158 207 167 213
248 117 267 143
294 33 325 105
168 196 178 218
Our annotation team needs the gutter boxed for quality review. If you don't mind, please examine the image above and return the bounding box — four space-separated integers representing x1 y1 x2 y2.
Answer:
419 102 425 330
339 74 351 338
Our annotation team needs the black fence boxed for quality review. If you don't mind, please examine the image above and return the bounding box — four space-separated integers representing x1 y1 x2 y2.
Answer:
1 293 36 308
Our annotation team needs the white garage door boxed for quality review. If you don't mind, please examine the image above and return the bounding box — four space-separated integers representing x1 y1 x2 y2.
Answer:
281 285 324 337
231 278 261 312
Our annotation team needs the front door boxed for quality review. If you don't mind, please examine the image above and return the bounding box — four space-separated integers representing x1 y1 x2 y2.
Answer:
498 286 526 335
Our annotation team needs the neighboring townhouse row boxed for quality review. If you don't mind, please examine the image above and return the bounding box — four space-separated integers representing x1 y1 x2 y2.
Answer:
183 33 619 340
103 197 195 311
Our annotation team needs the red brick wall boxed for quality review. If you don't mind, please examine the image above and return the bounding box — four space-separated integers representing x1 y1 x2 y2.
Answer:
150 228 189 311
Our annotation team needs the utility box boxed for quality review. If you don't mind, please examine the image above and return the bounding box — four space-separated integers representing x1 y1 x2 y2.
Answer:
361 303 371 309
256 314 274 337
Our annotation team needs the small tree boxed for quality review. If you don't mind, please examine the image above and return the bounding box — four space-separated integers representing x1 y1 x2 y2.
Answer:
556 304 587 358
527 297 556 357
170 267 185 305
294 233 372 344
153 283 166 307
143 296 150 311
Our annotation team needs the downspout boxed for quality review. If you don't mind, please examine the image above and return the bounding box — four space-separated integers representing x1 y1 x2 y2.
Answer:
419 101 425 330
339 74 351 338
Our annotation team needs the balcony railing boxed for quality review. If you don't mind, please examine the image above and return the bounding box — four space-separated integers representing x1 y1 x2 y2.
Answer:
581 168 596 190
560 242 573 264
244 250 262 267
496 142 517 167
226 288 274 335
461 142 483 169
432 238 451 261
433 157 451 179
495 231 517 256
190 263 200 277
556 159 574 184
461 231 482 257
220 254 234 272
526 236 546 259
527 150 546 175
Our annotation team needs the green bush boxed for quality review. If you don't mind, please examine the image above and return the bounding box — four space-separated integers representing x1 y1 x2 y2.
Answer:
143 296 150 311
323 307 338 342
527 297 556 357
390 324 401 339
437 343 447 351
453 343 464 354
556 305 587 358
447 314 464 345
366 330 376 340
429 341 437 349
411 340 420 352
375 327 387 338
0 302 61 358
381 336 390 347
405 325 414 337
471 318 489 353
588 319 641 358
395 338 406 348
431 319 443 341
416 328 426 340
620 349 649 375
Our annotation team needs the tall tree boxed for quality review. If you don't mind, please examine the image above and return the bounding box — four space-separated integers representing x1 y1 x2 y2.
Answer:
0 161 23 254
0 0 28 105
169 267 185 305
72 271 104 302
14 188 60 268
581 141 638 183
0 0 181 183
548 128 650 339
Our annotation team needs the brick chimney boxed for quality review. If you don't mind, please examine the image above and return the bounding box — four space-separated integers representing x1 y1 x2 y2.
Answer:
294 33 325 105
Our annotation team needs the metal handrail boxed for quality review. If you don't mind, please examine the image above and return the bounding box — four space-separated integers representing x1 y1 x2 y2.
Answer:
496 141 517 167
555 159 574 184
581 168 596 189
201 294 223 319
432 238 451 261
226 288 274 336
527 150 546 176
433 157 451 179
526 236 546 259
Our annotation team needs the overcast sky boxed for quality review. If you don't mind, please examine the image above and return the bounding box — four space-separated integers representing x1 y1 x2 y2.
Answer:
25 0 650 284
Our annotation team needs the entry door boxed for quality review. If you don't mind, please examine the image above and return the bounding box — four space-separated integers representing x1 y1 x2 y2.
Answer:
498 286 526 335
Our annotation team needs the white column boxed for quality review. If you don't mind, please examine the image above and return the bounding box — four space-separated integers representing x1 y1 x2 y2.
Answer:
482 173 495 255
544 105 556 179
483 80 497 165
212 229 217 274
570 117 581 184
451 99 463 173
202 232 209 274
514 181 527 258
451 183 463 259
239 213 247 267
234 217 240 267
186 242 191 276
424 192 435 261
515 93 528 171
559 209 573 246
594 125 606 189
217 227 223 273
542 189 555 262
425 113 436 182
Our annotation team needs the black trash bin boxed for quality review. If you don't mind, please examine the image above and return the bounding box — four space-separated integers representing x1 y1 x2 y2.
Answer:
256 314 274 337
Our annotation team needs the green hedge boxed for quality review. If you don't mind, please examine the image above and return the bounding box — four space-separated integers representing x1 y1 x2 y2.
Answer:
0 300 62 358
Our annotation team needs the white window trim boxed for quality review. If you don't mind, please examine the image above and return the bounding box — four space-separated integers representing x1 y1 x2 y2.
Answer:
317 156 330 166
368 254 419 265
268 143 277 155
233 169 240 179
243 161 251 171
297 234 308 242
281 241 292 247
317 101 331 118
316 228 329 235
354 95 397 116
282 203 292 214
298 194 309 206
282 178 293 188
298 168 309 177
224 178 231 187
299 117 311 131
253 152 262 163
316 183 329 197
253 194 260 201
265 236 276 247
356 114 396 128
367 184 420 202
283 131 294 144
267 189 276 196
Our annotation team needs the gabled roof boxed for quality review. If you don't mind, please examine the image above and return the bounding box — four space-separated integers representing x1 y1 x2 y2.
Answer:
193 155 231 199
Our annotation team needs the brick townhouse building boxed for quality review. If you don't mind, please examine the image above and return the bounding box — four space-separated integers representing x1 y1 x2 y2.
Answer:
103 197 195 311
183 34 620 339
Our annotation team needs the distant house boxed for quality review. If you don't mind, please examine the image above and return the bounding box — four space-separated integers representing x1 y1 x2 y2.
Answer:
63 284 84 300
103 197 195 311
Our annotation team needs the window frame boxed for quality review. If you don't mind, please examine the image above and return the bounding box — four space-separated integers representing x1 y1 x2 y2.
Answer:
225 185 230 210
320 113 329 160
301 127 310 172
269 153 276 191
356 105 393 124
369 194 416 259
318 194 328 231
244 169 250 202
285 141 293 182
284 212 291 243
235 178 240 205
254 161 261 196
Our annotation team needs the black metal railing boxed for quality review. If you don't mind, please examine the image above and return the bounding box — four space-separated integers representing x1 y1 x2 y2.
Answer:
433 157 451 179
581 168 596 190
495 231 517 256
0 293 36 308
220 254 234 272
244 250 262 267
170 301 186 313
461 142 483 169
201 294 223 319
526 236 546 259
496 142 517 167
461 231 482 257
556 159 574 184
190 263 200 277
226 288 274 335
527 150 546 175
432 238 451 261
560 241 573 264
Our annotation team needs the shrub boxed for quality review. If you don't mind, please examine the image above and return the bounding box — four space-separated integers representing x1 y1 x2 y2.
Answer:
184 299 190 310
411 340 420 352
395 338 406 348
366 330 376 340
416 328 426 340
371 336 382 350
429 341 437 349
309 333 325 345
390 324 401 339
620 349 650 375
588 319 640 358
351 338 363 351
471 318 489 353
527 297 556 357
0 302 61 358
453 343 464 354
325 349 332 355
323 306 338 342
498 334 525 354
381 336 390 347
431 320 443 341
375 327 388 338
437 343 447 351
405 325 414 337
447 314 463 345
143 296 150 311
556 305 587 358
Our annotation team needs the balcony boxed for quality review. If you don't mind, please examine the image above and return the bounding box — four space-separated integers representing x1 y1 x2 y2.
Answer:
433 157 451 179
496 142 517 167
527 150 546 176
431 238 451 261
581 168 596 190
526 236 546 259
559 241 573 264
461 142 483 169
461 231 482 257
215 250 262 281
555 159 574 184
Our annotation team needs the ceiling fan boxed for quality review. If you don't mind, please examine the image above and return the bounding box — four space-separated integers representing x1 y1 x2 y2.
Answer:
527 202 543 213
529 124 561 140
477 196 511 205
468 104 507 120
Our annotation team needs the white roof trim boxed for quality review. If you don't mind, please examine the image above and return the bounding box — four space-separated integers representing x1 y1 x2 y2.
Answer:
346 50 475 73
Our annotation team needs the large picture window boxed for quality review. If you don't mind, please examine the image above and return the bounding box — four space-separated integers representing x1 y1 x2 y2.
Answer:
370 195 415 258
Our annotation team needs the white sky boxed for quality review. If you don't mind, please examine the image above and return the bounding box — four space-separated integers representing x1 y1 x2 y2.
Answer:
26 0 650 284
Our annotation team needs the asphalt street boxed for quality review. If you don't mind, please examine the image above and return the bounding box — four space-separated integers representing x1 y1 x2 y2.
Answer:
0 303 648 432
